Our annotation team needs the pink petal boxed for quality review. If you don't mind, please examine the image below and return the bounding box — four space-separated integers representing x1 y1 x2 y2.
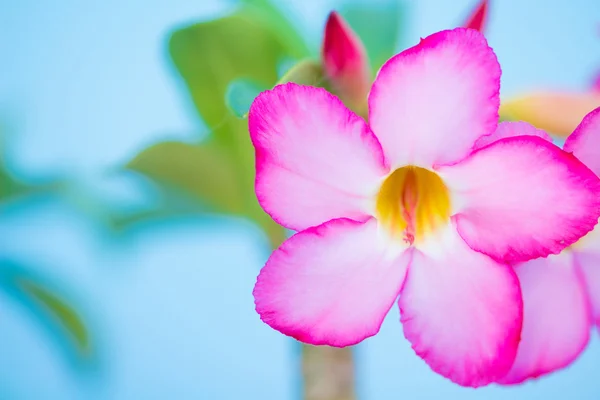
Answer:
573 226 600 327
473 121 551 150
563 107 600 177
249 83 388 231
576 253 600 328
498 253 591 385
322 11 370 114
399 225 522 387
462 0 489 33
440 136 600 263
368 28 500 168
254 218 409 347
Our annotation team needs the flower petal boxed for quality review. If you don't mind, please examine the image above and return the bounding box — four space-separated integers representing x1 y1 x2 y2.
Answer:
563 107 600 177
254 218 409 347
249 83 388 231
322 11 370 115
500 92 600 137
473 121 551 150
440 136 600 263
575 251 600 328
498 252 591 385
462 0 489 33
573 225 600 327
368 28 500 168
399 225 522 387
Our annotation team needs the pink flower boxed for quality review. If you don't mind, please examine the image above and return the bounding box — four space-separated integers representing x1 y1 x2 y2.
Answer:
249 28 600 387
497 107 600 384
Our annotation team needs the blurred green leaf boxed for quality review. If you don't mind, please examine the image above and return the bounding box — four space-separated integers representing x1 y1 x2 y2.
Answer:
0 261 93 364
226 79 268 118
127 1 301 248
341 0 406 74
127 140 244 214
278 59 325 86
240 0 309 60
0 123 29 201
0 122 63 203
0 166 29 201
126 129 286 248
17 278 91 356
168 4 308 145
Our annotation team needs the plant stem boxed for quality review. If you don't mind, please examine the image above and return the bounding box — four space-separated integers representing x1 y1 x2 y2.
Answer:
301 344 355 400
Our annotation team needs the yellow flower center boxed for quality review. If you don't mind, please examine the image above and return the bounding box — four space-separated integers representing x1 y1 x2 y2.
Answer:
376 166 451 245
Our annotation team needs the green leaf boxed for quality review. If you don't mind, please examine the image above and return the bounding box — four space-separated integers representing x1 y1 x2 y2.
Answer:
0 262 92 363
240 0 309 60
0 167 29 201
341 0 406 73
126 140 245 214
126 0 299 248
0 122 29 201
18 278 91 356
125 131 286 248
278 59 325 86
168 4 308 145
0 121 63 203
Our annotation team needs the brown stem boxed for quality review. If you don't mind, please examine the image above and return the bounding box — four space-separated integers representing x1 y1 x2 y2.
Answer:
301 344 356 400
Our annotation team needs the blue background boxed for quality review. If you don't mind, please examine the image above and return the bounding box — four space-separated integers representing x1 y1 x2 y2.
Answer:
1 0 599 399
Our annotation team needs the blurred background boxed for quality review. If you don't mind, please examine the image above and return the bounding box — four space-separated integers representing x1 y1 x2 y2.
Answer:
1 0 599 399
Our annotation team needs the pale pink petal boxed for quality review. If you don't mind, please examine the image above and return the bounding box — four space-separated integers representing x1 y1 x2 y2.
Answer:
563 107 600 177
440 136 600 263
573 226 600 327
473 121 551 150
498 252 591 385
322 11 370 114
249 83 388 231
399 225 522 387
576 253 600 328
254 218 409 347
462 0 489 33
368 28 500 168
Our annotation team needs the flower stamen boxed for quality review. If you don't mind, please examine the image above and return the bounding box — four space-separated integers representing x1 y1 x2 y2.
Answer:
376 166 451 245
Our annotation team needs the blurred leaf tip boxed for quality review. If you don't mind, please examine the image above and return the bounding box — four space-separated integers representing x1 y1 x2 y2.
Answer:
18 278 92 356
0 262 93 364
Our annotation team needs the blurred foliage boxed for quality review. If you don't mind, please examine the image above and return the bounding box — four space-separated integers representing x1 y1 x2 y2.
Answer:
18 278 91 356
167 2 307 141
0 161 29 201
0 260 93 366
341 0 405 74
128 141 244 213
0 123 48 202
0 121 73 210
125 0 325 248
